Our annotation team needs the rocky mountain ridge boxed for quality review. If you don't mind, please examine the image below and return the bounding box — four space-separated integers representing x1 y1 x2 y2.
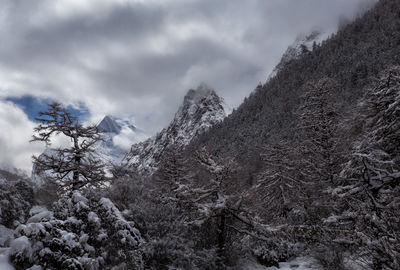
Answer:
123 84 227 175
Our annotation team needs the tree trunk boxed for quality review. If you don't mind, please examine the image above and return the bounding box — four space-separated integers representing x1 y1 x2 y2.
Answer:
217 210 226 269
72 133 81 191
72 154 81 191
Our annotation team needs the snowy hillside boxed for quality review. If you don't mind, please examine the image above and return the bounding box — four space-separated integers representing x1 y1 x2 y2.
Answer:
123 84 227 175
268 31 327 80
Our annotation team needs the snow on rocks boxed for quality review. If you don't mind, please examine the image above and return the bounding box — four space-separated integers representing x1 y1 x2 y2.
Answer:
124 84 227 175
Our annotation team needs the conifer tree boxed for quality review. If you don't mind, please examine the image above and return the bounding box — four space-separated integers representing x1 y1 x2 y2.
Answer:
31 102 106 191
256 139 307 224
335 66 400 269
297 77 341 184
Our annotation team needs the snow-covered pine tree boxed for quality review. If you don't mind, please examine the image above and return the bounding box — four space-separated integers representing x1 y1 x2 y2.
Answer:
297 77 342 184
171 148 259 268
152 145 188 199
9 191 144 270
31 102 106 192
333 66 400 269
0 175 34 229
296 78 342 224
109 171 217 269
256 139 307 224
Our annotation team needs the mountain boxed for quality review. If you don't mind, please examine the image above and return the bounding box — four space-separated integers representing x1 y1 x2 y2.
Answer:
123 84 227 175
193 0 398 168
98 115 137 134
268 31 326 80
94 115 144 165
98 115 124 134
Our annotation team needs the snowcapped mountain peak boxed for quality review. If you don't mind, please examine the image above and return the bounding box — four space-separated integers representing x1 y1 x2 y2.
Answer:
184 83 215 104
172 85 225 145
123 85 227 175
97 115 137 134
98 115 122 134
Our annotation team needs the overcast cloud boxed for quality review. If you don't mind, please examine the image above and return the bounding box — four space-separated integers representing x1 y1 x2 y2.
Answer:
0 0 376 172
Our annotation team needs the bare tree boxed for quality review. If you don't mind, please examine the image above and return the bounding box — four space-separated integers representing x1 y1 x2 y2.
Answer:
31 102 106 191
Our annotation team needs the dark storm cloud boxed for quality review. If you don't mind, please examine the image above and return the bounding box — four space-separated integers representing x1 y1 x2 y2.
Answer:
0 0 377 170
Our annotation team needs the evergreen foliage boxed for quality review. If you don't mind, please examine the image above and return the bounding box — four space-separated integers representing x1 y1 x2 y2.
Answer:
9 191 144 270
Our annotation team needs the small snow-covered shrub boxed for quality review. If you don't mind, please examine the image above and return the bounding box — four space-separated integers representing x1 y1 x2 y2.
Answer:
9 191 144 270
239 236 301 268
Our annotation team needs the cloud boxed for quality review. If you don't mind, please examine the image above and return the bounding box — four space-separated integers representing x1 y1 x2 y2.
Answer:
0 100 43 172
113 127 148 150
0 99 87 173
0 0 377 170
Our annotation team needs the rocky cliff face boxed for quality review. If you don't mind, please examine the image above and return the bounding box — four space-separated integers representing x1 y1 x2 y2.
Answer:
123 84 227 175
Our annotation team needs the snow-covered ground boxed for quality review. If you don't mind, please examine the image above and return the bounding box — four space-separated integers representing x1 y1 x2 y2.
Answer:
264 257 321 270
0 248 15 270
243 256 368 270
0 226 13 247
240 256 322 270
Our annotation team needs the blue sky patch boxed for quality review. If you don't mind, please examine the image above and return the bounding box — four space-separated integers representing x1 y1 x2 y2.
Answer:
5 95 90 122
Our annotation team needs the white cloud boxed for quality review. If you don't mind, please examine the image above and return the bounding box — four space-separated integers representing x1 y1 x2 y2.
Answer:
0 0 377 170
113 127 149 150
0 101 43 172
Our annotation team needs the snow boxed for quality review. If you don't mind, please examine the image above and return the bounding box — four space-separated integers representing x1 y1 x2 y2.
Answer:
267 31 329 81
241 256 321 270
26 266 42 270
16 223 46 238
265 257 321 270
88 211 100 227
124 85 227 175
0 226 13 247
29 206 47 217
27 210 52 224
60 231 80 250
0 248 14 270
9 236 32 259
98 115 124 134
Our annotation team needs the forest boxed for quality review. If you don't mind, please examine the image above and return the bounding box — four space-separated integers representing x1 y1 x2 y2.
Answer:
0 0 399 269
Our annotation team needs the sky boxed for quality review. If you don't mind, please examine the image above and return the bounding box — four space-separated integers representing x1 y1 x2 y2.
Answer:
0 0 376 173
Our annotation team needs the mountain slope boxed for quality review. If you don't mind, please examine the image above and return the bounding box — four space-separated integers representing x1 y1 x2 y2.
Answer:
123 84 226 175
94 115 144 165
268 31 326 80
193 0 398 162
